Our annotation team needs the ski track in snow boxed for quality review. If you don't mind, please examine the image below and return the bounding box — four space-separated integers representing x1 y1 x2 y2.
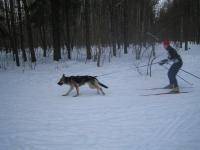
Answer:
0 45 200 150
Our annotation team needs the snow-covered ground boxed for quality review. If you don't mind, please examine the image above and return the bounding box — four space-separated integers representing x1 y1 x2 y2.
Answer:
0 44 200 150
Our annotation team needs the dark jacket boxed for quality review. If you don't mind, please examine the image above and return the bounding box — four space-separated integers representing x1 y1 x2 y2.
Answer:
166 46 182 63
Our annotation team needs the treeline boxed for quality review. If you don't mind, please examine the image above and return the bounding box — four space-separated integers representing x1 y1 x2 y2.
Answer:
157 0 200 49
0 0 158 66
0 0 200 67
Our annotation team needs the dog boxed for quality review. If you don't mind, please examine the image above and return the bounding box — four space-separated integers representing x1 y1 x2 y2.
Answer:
57 74 108 97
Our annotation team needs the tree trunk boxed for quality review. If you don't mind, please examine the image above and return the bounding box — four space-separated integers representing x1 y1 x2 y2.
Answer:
22 0 36 63
17 0 27 62
51 0 61 61
39 26 47 57
110 0 116 56
4 0 11 53
185 41 188 51
123 0 128 54
10 0 20 66
180 16 184 48
65 2 71 60
97 45 101 67
84 0 92 60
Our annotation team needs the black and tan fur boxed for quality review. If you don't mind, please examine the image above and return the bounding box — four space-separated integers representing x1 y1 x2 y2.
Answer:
57 74 108 97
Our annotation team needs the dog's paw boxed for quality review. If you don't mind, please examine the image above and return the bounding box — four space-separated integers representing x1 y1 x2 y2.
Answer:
73 94 79 97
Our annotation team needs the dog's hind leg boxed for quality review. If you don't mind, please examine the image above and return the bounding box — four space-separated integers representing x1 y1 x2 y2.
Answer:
73 84 80 97
95 81 105 95
96 87 101 94
62 86 73 96
88 82 100 94
99 87 105 95
94 84 105 95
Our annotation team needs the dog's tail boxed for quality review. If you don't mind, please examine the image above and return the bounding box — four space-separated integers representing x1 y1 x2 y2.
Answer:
98 82 108 88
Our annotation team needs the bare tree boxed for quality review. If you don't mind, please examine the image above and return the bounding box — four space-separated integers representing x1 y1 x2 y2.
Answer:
22 0 36 63
84 0 92 60
10 0 20 66
17 0 27 62
50 0 61 61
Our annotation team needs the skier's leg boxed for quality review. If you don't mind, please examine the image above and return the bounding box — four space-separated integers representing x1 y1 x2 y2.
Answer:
169 62 182 93
167 66 173 87
171 62 182 87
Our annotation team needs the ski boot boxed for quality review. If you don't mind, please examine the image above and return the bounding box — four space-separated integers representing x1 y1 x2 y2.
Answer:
163 84 173 89
170 86 180 93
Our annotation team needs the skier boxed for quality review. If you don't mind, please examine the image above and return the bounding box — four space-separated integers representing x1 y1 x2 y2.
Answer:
159 40 183 93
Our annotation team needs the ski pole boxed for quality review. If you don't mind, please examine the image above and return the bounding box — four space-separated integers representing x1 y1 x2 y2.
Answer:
165 63 200 80
180 69 200 80
176 74 193 86
136 62 160 68
162 65 193 86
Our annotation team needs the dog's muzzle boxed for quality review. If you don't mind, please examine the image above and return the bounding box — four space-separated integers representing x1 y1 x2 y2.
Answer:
57 81 63 86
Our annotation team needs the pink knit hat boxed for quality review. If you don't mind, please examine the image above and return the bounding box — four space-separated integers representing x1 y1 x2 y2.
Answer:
163 39 170 47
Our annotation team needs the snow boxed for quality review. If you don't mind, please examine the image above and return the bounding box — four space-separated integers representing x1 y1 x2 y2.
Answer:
0 44 200 150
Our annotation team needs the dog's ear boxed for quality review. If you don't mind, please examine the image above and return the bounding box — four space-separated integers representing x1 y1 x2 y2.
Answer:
62 74 65 77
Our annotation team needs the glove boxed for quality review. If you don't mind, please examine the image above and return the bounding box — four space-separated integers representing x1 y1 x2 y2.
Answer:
159 59 168 65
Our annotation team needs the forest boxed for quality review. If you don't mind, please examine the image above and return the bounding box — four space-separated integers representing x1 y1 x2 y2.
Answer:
0 0 199 67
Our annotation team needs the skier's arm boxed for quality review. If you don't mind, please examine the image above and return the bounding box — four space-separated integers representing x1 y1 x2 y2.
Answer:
159 59 169 65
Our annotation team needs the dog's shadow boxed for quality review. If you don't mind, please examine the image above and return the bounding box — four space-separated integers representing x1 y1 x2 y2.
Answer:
60 89 109 98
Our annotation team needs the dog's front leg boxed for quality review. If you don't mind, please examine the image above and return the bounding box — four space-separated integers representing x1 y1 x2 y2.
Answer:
62 86 73 96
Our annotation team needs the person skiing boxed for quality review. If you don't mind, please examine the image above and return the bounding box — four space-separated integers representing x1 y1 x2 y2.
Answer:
159 40 183 93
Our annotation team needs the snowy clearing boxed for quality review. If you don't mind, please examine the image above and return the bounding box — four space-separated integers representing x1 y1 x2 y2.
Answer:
0 44 200 150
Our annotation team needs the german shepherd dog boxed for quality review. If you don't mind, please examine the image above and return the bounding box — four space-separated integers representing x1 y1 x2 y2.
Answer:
57 74 108 97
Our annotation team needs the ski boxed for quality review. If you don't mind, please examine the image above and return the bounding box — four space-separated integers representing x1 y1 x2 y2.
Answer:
139 86 193 91
140 91 190 96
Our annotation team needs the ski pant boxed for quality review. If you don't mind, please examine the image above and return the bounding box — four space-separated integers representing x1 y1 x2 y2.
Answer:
168 61 183 87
